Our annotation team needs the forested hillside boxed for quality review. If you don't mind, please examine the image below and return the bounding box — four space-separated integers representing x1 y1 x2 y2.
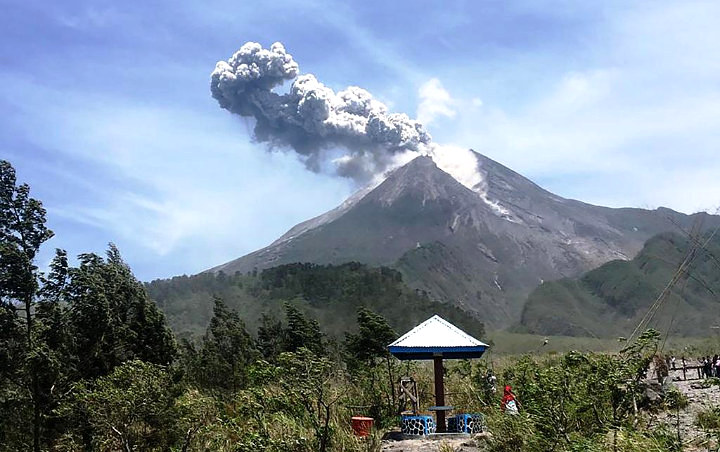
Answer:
520 231 720 337
147 262 486 341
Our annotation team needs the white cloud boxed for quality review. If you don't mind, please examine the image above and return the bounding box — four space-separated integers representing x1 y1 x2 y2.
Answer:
417 78 456 125
450 1 720 214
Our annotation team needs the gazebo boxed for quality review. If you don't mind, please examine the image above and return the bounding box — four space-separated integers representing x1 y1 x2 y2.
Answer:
388 315 489 433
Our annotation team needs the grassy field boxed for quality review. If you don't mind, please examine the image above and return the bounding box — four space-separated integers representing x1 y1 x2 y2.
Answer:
482 330 720 357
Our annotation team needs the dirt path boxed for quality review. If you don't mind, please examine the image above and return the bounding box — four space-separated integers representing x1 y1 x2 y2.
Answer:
381 432 489 452
381 437 481 452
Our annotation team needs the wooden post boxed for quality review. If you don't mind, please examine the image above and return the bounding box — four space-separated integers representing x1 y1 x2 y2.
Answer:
434 356 446 433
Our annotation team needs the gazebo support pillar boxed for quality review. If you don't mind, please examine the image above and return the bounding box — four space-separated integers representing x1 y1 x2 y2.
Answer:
433 356 446 433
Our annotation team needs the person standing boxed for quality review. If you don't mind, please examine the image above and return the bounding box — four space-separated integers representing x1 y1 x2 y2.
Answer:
703 357 710 378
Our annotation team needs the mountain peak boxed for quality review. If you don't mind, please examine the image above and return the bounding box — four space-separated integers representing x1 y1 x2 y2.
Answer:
207 149 720 328
364 155 483 209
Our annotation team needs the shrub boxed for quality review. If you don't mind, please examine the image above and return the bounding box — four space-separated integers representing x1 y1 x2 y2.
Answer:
696 406 720 431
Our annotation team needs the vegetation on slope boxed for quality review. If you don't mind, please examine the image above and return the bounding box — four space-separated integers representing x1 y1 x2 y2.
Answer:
520 231 720 337
146 262 486 341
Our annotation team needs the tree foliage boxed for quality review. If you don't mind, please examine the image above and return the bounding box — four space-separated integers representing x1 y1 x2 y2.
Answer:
146 262 485 341
66 246 177 381
60 360 178 452
283 303 325 356
0 160 55 451
344 307 397 366
491 330 672 451
191 297 257 394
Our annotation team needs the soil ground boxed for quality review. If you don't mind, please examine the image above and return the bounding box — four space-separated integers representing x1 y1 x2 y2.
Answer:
652 368 720 451
381 433 485 452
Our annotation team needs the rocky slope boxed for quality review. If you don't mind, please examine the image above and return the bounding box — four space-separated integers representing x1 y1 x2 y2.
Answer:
209 152 719 328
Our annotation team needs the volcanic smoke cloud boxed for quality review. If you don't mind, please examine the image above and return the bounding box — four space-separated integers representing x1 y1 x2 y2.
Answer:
210 42 434 183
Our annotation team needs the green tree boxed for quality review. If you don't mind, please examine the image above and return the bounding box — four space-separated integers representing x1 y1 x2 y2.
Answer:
278 348 344 452
65 246 177 381
194 297 257 394
343 308 399 424
0 295 26 450
49 245 177 450
0 160 54 451
499 330 663 450
344 307 397 366
173 389 219 452
284 303 325 356
27 251 74 446
257 312 286 361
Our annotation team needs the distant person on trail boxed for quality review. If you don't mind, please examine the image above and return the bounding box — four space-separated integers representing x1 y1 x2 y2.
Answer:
715 356 720 378
704 357 712 378
486 370 497 393
501 385 520 415
709 357 714 378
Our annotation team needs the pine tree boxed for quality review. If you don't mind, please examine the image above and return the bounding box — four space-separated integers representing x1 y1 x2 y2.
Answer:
65 245 177 381
0 160 54 451
195 298 257 393
257 312 286 361
284 303 325 356
344 307 397 365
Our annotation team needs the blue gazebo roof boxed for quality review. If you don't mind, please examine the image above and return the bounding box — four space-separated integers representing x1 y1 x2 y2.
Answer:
388 315 489 360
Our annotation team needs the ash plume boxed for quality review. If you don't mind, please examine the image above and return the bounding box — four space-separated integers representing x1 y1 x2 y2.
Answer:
210 41 432 182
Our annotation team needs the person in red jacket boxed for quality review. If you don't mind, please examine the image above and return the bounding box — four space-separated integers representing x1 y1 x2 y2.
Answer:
501 385 520 415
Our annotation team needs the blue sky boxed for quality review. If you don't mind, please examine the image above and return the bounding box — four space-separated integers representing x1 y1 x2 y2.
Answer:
2 0 719 280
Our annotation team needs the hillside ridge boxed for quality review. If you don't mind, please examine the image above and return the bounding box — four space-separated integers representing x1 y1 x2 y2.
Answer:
206 152 720 328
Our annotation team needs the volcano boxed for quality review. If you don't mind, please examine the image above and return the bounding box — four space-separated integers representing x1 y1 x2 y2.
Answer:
209 151 718 328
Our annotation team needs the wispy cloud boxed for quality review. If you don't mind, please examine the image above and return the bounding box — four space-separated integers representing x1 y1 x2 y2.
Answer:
443 0 720 214
417 78 456 126
1 72 352 278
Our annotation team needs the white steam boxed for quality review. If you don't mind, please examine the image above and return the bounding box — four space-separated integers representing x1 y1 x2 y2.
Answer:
427 144 483 191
